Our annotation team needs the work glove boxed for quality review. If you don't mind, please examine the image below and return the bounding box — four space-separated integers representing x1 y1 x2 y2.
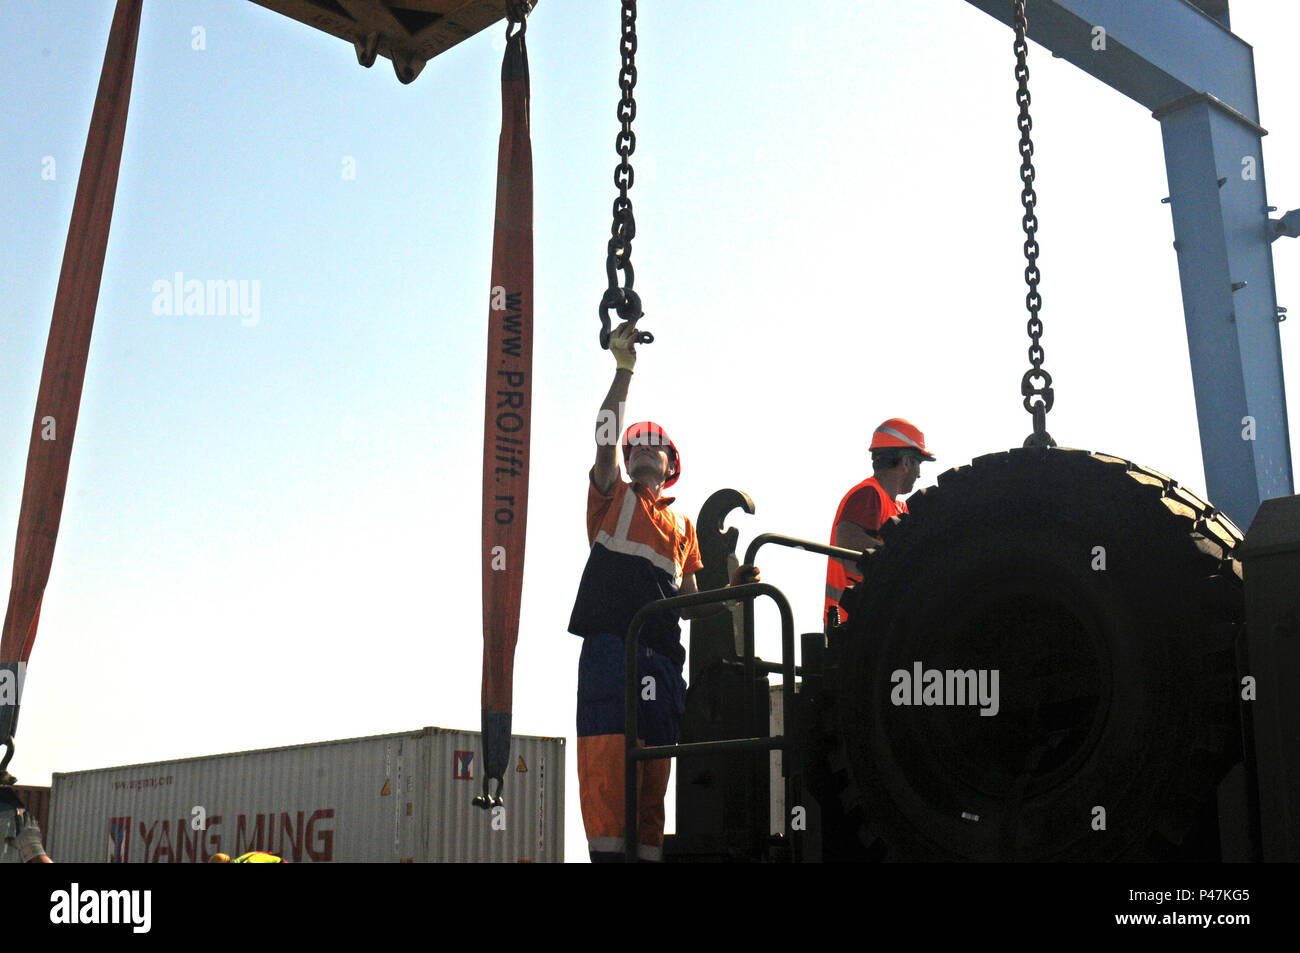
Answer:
2 800 49 863
609 321 637 372
14 814 48 863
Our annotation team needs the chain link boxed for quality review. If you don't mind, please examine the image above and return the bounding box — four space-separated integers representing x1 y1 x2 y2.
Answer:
599 0 652 348
1013 0 1054 448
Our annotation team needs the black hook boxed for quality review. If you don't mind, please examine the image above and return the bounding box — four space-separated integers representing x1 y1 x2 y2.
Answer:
0 736 15 787
598 289 652 349
472 774 505 809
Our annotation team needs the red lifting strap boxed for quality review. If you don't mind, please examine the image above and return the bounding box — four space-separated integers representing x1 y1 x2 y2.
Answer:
477 21 533 806
1 0 143 745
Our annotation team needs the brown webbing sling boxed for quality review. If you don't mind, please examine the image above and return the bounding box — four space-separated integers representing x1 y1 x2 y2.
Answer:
1 0 143 771
476 13 532 809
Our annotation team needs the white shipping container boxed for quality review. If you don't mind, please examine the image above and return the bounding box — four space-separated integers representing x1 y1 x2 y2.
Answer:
770 684 785 836
47 726 563 863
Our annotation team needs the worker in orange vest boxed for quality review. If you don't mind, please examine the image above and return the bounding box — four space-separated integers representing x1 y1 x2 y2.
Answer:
825 418 935 625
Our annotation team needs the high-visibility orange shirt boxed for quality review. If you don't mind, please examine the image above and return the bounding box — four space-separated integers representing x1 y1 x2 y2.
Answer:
825 476 908 624
568 471 704 666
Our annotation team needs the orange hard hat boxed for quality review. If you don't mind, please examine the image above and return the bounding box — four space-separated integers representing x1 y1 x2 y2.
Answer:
869 418 935 460
622 421 681 488
208 852 231 863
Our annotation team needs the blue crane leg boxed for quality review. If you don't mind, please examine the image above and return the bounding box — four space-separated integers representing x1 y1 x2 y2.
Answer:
1157 100 1293 528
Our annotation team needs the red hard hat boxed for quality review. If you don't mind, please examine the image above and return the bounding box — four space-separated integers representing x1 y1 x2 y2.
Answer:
869 418 936 460
622 421 681 488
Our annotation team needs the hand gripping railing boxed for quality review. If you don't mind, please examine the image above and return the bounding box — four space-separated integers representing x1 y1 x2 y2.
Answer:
623 582 795 863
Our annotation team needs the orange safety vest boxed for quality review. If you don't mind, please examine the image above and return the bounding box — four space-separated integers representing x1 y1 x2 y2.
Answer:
825 477 908 625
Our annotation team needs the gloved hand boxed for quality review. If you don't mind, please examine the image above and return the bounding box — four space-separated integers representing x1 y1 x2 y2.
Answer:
5 808 50 863
609 321 638 372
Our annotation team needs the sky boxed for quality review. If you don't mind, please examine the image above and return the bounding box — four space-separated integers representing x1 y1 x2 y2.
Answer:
1 0 1297 864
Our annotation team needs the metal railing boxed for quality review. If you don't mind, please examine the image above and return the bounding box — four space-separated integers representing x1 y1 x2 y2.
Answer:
621 534 866 863
623 582 795 863
739 534 862 748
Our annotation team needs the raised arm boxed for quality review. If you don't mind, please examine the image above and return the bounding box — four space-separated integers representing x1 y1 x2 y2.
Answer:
593 323 638 494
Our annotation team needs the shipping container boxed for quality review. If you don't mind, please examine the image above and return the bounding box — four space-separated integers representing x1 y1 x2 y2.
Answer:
770 684 785 836
47 726 563 863
11 784 51 839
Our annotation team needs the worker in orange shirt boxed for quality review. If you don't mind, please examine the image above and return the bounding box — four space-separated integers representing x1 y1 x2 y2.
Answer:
569 322 759 862
825 418 935 625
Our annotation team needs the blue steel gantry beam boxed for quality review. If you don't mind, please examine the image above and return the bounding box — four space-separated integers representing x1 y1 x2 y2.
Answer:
965 0 1294 530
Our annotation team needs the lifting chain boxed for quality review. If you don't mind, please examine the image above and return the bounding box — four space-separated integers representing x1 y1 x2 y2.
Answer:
598 0 652 349
1013 0 1055 448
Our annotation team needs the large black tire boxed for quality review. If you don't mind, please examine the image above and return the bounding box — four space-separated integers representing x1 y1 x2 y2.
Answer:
833 447 1243 861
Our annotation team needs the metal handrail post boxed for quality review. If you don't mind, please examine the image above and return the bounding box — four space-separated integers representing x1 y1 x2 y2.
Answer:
739 532 863 860
736 537 860 802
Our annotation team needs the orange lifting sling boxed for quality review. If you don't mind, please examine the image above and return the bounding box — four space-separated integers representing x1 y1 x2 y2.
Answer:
1 0 143 775
476 9 533 809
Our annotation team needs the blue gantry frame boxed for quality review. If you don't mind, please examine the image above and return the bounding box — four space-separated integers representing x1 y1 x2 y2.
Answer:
966 0 1296 529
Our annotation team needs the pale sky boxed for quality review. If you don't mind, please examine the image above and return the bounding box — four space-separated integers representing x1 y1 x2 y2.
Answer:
2 0 1297 863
